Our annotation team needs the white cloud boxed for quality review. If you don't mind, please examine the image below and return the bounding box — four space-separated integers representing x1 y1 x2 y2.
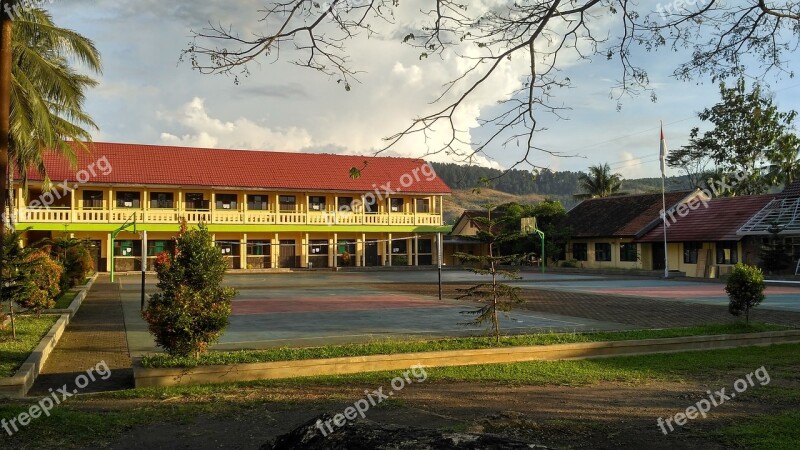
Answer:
158 97 314 150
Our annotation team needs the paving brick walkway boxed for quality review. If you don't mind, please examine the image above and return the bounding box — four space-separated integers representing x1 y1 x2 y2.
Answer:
29 276 133 396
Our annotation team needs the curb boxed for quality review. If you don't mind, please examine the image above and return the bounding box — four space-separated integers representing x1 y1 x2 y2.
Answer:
47 272 100 318
0 314 71 398
133 329 800 388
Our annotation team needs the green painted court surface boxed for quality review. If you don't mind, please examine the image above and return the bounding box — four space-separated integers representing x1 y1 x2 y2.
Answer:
116 270 800 356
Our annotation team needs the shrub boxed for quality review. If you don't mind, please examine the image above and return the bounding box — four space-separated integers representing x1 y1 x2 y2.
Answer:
61 245 94 290
561 259 579 268
143 222 237 357
16 250 63 316
725 263 766 325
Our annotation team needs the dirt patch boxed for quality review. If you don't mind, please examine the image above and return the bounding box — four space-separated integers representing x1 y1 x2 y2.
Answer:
62 378 791 449
374 282 800 329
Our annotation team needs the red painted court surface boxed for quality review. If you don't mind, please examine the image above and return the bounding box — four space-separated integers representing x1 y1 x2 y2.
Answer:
232 295 452 315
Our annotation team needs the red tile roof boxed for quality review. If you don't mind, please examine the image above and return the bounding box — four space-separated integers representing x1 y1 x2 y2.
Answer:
26 142 452 194
635 194 775 242
563 191 694 238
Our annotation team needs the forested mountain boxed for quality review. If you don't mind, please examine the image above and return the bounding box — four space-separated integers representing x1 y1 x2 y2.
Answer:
430 162 689 198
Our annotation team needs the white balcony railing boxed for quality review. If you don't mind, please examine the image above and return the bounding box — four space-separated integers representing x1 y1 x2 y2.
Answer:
16 207 443 227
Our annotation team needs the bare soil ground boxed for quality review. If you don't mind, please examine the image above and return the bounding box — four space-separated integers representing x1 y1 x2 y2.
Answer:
73 377 794 450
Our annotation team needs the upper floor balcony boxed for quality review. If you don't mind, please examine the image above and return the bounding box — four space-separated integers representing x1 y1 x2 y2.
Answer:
15 207 444 226
13 186 445 227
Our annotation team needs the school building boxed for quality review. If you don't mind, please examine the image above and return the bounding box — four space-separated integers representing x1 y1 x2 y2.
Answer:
13 142 452 271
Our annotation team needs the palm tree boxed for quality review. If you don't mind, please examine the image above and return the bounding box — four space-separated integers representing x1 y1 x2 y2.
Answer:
10 8 100 186
765 134 800 189
574 163 626 199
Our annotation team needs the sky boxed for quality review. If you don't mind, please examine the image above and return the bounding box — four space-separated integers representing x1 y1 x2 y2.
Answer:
44 0 800 179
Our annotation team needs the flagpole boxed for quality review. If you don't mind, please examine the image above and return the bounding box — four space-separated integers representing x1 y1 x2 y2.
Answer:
660 121 669 279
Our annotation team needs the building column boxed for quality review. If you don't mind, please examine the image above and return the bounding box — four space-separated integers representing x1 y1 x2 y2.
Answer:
328 236 335 268
387 233 392 266
358 233 365 267
407 235 413 266
105 232 113 272
240 233 247 270
302 233 309 268
413 234 419 266
272 233 279 268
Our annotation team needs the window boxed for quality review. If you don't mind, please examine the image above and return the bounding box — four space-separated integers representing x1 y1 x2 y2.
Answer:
115 191 140 208
247 195 267 211
216 193 237 210
114 240 141 257
337 197 353 212
417 239 432 253
595 243 612 262
391 239 408 254
247 240 270 256
82 190 103 209
309 240 329 255
620 243 638 262
309 196 326 211
215 241 240 256
684 242 702 264
364 196 378 213
572 243 588 261
185 193 208 210
716 241 738 265
279 195 296 212
150 192 174 209
390 198 404 212
416 198 430 213
337 240 356 255
147 240 174 256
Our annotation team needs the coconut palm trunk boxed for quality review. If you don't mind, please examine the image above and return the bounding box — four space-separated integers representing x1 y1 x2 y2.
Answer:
1 3 13 338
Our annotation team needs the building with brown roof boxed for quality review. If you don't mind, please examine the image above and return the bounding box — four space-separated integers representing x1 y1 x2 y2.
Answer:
559 191 702 272
635 194 775 277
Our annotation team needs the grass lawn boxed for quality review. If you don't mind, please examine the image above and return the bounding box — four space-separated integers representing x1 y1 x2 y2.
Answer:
2 342 799 450
141 322 790 368
53 289 79 309
0 315 58 377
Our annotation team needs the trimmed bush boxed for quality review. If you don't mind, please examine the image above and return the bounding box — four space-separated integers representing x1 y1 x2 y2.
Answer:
143 222 237 357
62 245 94 289
725 263 766 325
16 250 63 316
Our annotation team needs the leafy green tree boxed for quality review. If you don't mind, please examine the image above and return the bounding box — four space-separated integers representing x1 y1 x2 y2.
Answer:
42 236 94 290
725 263 766 325
9 8 101 188
455 205 525 343
574 163 625 199
143 222 237 357
672 78 797 195
2 230 61 319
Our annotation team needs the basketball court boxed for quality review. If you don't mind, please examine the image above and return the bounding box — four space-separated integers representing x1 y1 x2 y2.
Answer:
117 271 633 356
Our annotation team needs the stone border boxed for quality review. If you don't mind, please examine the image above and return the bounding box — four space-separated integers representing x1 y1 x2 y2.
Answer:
0 314 70 398
133 329 800 388
46 272 99 318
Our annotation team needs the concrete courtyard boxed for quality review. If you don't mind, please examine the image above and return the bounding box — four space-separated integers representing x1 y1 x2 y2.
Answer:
117 270 800 357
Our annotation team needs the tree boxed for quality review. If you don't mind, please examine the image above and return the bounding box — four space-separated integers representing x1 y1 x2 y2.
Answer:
182 1 800 172
42 236 94 290
9 8 101 189
2 230 61 318
574 163 625 199
143 222 237 357
725 263 766 326
455 205 524 343
666 142 716 190
672 78 797 195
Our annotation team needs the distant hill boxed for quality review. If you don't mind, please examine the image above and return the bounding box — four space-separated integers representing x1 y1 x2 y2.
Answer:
443 188 548 223
432 162 691 223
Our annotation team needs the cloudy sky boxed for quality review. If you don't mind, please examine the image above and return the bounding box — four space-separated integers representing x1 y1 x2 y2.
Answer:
46 1 800 179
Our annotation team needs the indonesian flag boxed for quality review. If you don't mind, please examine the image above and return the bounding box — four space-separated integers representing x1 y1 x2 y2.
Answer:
660 124 668 177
